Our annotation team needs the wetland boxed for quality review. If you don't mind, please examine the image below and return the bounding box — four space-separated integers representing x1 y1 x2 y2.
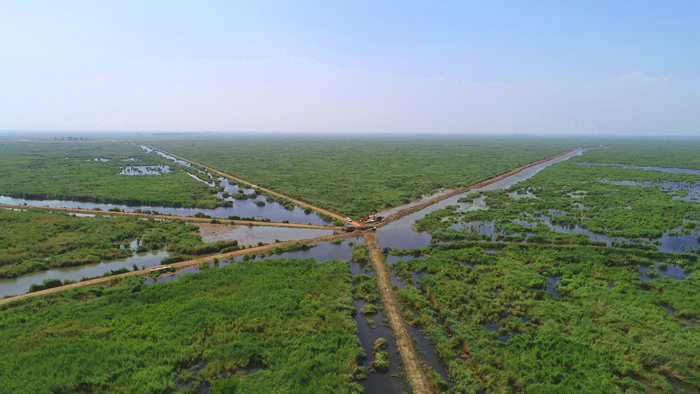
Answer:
3 137 700 393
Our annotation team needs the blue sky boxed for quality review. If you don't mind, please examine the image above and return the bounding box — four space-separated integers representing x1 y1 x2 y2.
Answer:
1 1 698 134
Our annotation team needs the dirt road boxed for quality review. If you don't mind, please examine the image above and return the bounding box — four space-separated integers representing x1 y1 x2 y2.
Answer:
0 203 341 231
0 147 575 308
145 146 577 228
0 230 361 306
377 148 579 226
145 146 349 223
364 233 432 394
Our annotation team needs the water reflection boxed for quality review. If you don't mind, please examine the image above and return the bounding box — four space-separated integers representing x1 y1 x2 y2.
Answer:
0 248 169 298
0 192 329 225
377 149 587 251
545 277 561 298
200 225 334 245
578 162 700 176
638 262 690 281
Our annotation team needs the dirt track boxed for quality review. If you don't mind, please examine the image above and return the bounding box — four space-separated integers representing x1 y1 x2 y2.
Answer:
144 146 576 228
0 147 579 390
0 230 360 306
0 203 340 230
378 148 579 226
146 146 349 222
364 232 432 394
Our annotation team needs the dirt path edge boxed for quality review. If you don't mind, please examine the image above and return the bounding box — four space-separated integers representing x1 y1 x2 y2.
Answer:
364 232 432 394
0 230 365 306
146 146 348 222
378 148 580 226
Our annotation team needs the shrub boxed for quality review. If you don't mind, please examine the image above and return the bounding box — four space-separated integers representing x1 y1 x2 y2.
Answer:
360 304 378 314
351 244 369 264
370 349 389 372
161 255 186 265
43 278 64 289
107 268 130 276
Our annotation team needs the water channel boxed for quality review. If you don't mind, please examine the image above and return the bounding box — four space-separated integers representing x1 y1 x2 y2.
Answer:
0 241 169 298
0 223 334 298
375 149 588 251
375 150 700 254
140 148 700 392
0 146 332 225
148 239 410 393
0 193 330 225
6 147 700 392
371 149 700 391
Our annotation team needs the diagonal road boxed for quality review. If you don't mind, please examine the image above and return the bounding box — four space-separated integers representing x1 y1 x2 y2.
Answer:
146 146 349 222
0 230 360 305
2 147 579 392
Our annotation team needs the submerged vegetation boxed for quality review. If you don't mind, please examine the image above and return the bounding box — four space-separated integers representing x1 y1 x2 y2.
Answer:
0 258 366 393
4 137 700 393
389 241 700 393
399 146 700 392
0 142 227 208
0 209 236 279
416 149 700 252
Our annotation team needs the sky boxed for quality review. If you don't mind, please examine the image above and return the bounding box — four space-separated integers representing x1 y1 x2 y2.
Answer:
1 1 698 135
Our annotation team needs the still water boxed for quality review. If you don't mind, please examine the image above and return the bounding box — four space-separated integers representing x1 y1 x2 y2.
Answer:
0 225 334 298
7 147 700 392
156 239 410 394
1 146 331 225
0 244 169 299
0 184 329 225
376 149 587 251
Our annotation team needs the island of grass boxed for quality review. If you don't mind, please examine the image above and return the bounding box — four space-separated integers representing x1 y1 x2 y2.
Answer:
0 258 367 393
0 142 228 209
0 209 238 279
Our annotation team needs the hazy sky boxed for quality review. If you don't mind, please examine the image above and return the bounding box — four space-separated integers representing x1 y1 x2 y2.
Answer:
1 1 698 135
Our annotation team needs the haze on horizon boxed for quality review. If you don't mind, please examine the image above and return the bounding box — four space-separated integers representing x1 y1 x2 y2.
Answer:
1 1 698 136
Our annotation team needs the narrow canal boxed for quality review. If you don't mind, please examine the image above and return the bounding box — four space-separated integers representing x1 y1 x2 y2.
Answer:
4 147 700 393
